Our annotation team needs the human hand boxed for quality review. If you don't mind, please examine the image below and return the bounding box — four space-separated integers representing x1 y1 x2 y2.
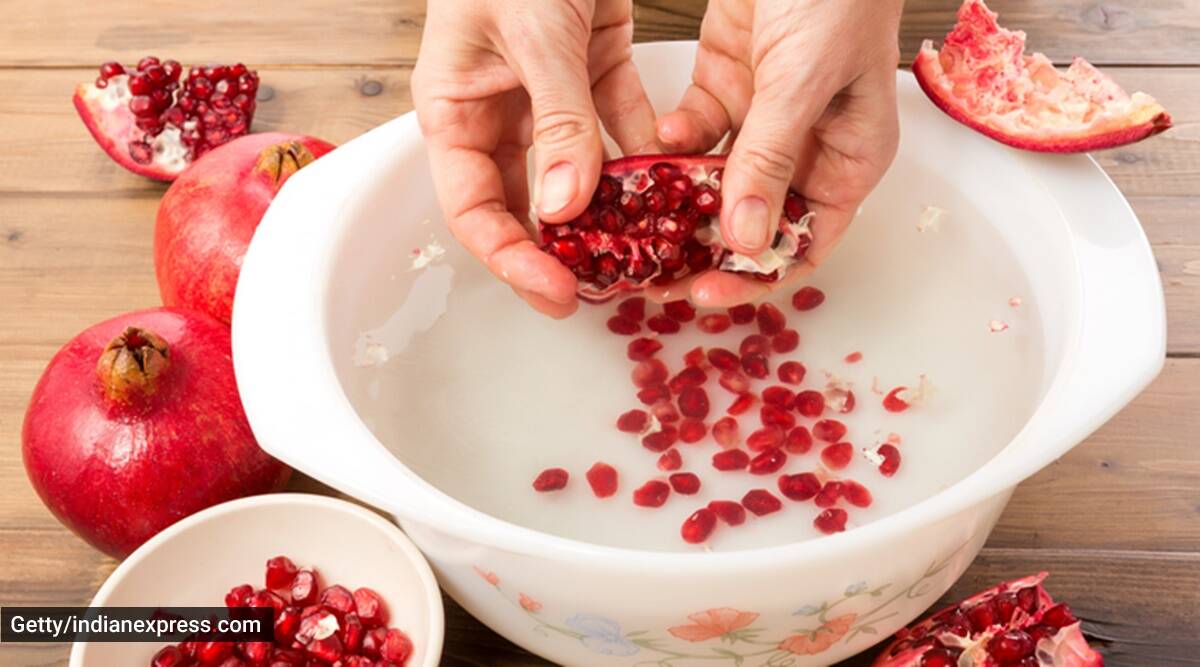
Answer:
412 0 658 318
651 0 903 307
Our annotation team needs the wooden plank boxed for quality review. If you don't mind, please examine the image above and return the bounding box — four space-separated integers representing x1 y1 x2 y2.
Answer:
3 1 1200 67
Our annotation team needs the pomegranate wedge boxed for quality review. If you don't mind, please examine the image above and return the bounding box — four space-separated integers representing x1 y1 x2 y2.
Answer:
539 155 812 301
914 0 1170 153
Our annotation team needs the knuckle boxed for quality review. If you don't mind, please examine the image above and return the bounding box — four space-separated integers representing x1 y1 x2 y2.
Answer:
532 109 596 149
737 143 797 184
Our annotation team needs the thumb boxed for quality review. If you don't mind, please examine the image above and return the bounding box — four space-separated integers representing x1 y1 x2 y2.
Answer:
721 71 833 256
514 41 605 223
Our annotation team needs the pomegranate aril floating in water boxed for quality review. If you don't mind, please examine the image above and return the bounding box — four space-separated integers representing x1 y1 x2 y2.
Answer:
706 348 740 372
663 300 696 322
728 303 756 324
815 481 843 508
681 507 718 544
739 334 770 356
792 286 825 311
678 387 711 419
698 313 732 334
669 366 707 393
632 359 669 388
741 489 783 516
633 480 671 507
657 448 682 471
778 361 807 385
878 444 902 477
616 409 650 434
617 297 646 321
683 346 707 369
778 472 822 501
748 448 787 475
642 425 679 452
637 384 670 405
719 371 752 395
607 315 641 335
678 418 707 443
540 155 813 301
821 442 854 470
586 462 619 498
759 404 795 431
712 416 740 448
669 472 701 495
627 337 662 361
771 329 800 353
884 387 911 412
727 393 756 416
756 303 787 335
842 480 873 507
784 426 814 454
813 508 849 534
794 390 825 418
708 500 746 526
532 468 569 492
712 449 750 471
652 400 680 424
812 419 847 443
741 352 770 379
762 386 795 406
844 351 863 364
746 426 784 452
647 314 681 334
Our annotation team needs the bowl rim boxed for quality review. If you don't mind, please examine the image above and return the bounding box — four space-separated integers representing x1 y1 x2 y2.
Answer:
232 41 1165 574
69 493 445 667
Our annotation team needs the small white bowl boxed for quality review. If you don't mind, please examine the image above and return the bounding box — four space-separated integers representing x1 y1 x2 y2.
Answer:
70 493 444 666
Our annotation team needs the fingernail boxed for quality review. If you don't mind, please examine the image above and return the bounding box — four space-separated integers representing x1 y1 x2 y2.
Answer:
731 197 771 250
539 162 578 216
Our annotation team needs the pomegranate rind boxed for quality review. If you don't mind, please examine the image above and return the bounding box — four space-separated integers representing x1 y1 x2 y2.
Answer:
74 81 184 181
913 0 1170 153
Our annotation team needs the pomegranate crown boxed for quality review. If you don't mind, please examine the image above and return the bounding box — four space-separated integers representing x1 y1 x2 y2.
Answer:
96 326 170 405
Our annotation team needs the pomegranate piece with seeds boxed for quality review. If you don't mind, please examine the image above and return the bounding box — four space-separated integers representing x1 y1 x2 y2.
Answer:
627 337 662 361
632 480 671 507
540 155 813 301
778 472 821 501
75 58 261 181
791 286 825 311
586 462 619 498
914 0 1169 153
669 472 701 495
741 489 783 516
712 449 750 471
708 500 746 526
532 468 568 492
681 507 718 544
813 508 849 534
778 361 807 385
872 573 1102 667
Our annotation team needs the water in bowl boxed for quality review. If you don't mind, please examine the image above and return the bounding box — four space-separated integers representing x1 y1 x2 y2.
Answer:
345 172 1044 553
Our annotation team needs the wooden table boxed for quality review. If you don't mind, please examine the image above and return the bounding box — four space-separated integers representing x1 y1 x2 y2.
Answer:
1 2 1197 665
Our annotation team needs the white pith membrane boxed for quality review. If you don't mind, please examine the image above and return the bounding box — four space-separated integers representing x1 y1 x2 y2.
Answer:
556 162 814 301
916 0 1169 147
80 74 192 174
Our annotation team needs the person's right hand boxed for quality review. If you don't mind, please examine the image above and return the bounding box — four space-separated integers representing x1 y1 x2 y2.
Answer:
412 0 659 318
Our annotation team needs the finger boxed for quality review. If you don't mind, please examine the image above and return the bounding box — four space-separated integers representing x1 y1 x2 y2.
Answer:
513 286 580 319
492 141 531 223
720 65 835 257
589 23 658 155
656 41 751 153
428 144 578 305
689 261 816 308
508 33 605 223
802 200 857 268
642 273 701 304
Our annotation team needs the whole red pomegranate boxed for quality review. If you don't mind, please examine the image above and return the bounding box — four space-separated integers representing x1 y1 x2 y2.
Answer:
22 308 291 558
539 154 812 301
155 132 336 323
873 573 1103 667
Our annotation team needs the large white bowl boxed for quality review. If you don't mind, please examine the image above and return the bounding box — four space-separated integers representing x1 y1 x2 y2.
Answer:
232 42 1164 666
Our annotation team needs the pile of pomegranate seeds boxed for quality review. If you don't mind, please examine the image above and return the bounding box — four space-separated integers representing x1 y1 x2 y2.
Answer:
532 288 923 545
150 555 414 666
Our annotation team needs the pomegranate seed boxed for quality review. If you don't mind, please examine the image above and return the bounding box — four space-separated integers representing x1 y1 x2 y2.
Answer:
708 500 746 526
607 315 640 335
637 384 671 405
532 468 568 492
248 589 284 614
669 366 707 393
698 313 732 333
728 303 756 324
712 449 750 471
987 631 1035 662
627 337 662 361
678 418 707 443
815 481 843 508
1041 603 1078 629
835 389 856 414
647 314 681 334
748 448 787 475
678 386 710 418
719 371 751 395
191 642 234 664
706 348 740 372
878 444 901 476
821 442 853 469
617 297 646 321
633 480 671 507
777 360 807 385
381 629 414 663
320 585 356 619
657 449 682 471
756 303 786 335
741 352 770 379
814 508 848 534
578 463 619 501
792 286 825 311
844 351 863 363
683 346 708 368
812 419 847 443
842 480 873 507
727 393 756 416
759 404 795 430
663 300 696 322
617 409 650 434
739 334 770 356
361 627 388 658
747 426 784 452
669 472 701 495
919 649 958 667
290 570 319 607
151 646 188 667
965 601 998 633
883 387 911 412
652 400 680 423
642 425 679 451
794 390 825 417
242 641 273 664
712 417 740 448
771 329 800 353
351 588 387 627
632 359 669 388
741 489 783 516
224 583 253 607
759 386 793 408
778 472 821 501
681 508 718 543
784 426 814 454
265 556 298 590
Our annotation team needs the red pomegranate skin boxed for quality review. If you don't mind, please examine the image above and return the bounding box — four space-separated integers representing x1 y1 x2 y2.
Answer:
155 132 336 324
22 308 291 558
